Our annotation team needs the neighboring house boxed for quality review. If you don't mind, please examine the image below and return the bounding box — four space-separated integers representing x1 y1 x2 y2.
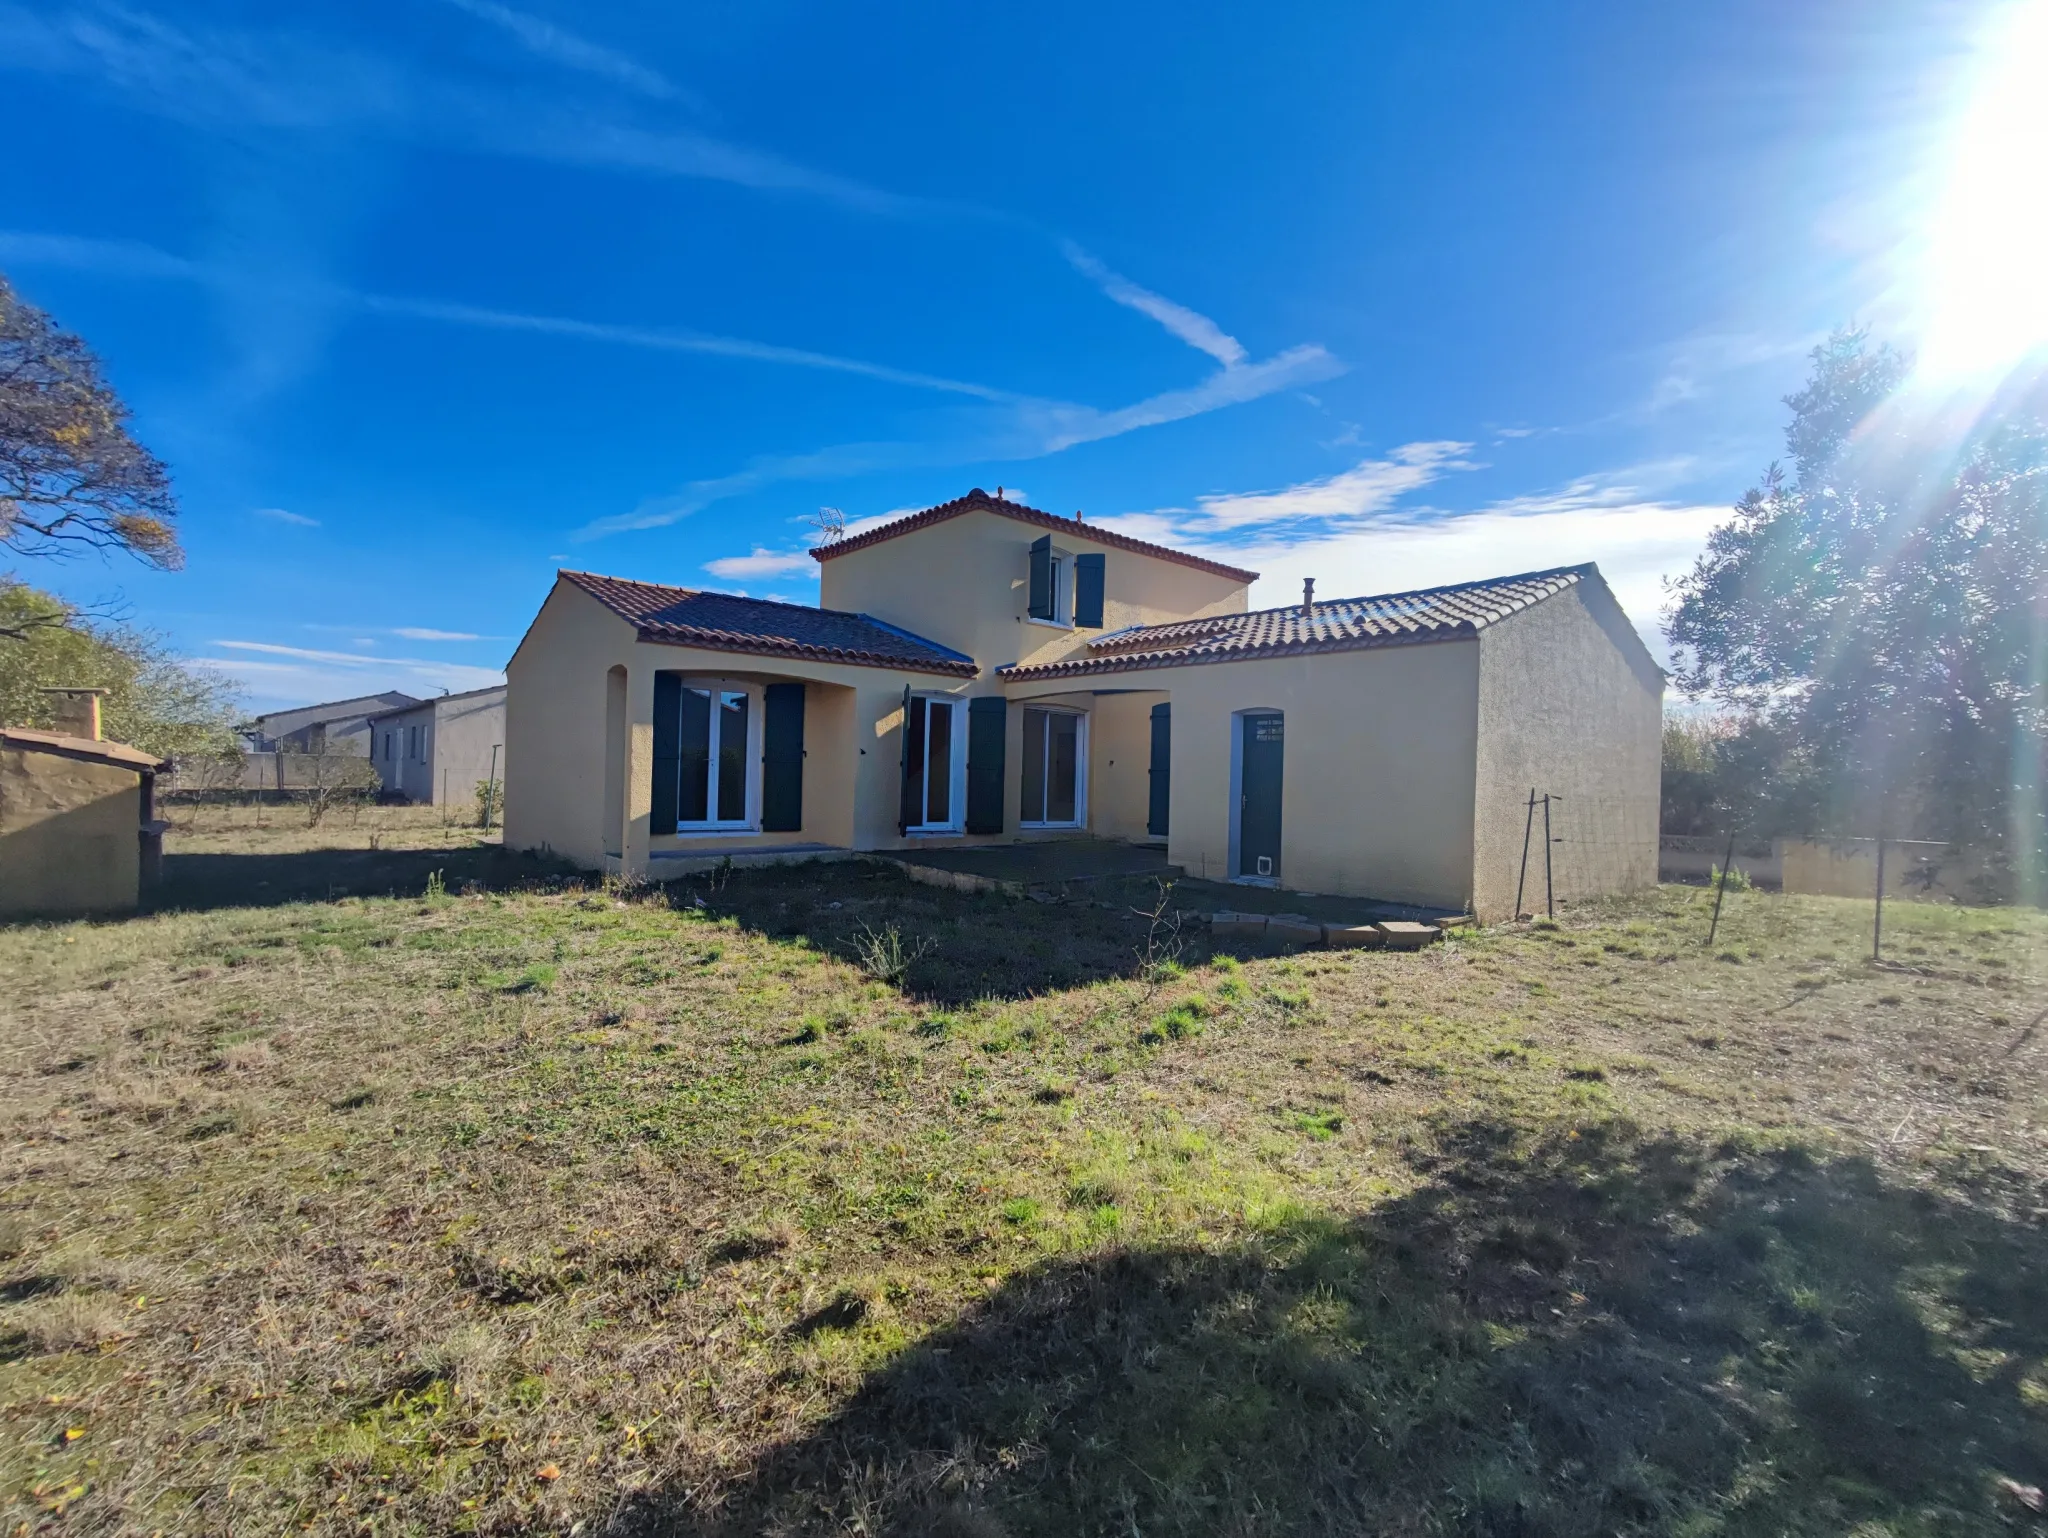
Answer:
1 710 168 917
366 686 507 805
246 691 422 755
505 487 1662 919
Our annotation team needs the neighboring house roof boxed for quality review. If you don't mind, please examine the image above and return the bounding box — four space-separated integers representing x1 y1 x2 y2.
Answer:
0 726 166 773
365 684 506 725
253 691 422 730
559 570 980 677
809 487 1261 585
1000 564 1597 681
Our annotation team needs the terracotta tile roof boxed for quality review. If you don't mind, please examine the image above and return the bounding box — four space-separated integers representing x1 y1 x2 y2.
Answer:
808 487 1260 584
560 570 978 677
0 726 166 772
999 564 1596 681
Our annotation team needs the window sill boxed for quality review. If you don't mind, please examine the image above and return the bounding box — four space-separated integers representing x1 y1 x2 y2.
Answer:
904 828 963 838
664 825 760 837
1019 821 1085 832
1024 617 1073 630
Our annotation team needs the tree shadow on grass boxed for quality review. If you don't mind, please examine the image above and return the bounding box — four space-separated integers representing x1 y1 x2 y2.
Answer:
617 1120 2048 1537
689 862 1188 1007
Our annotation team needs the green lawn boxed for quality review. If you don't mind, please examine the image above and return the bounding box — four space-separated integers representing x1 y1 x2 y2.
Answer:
3 813 2046 1535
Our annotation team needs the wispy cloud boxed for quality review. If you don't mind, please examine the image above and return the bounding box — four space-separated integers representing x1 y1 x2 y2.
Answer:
196 639 505 710
0 3 917 213
253 506 319 526
1062 242 1247 367
1091 442 1475 542
392 626 488 641
0 230 1029 403
358 292 1028 400
438 0 687 104
1105 464 1726 664
703 548 819 580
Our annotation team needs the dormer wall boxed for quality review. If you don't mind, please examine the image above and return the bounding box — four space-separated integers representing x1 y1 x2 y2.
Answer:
815 507 1250 677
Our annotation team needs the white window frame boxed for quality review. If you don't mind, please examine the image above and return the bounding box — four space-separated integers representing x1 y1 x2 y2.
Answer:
670 678 764 834
1026 544 1075 629
1019 705 1088 830
905 693 967 835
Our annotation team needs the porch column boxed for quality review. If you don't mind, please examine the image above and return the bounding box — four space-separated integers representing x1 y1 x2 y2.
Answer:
621 662 656 876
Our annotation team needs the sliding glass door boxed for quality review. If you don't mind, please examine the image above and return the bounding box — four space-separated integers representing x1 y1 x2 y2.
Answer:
1021 707 1085 827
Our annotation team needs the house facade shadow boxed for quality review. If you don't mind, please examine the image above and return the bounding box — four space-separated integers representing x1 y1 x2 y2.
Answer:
611 1120 2048 1537
137 842 574 916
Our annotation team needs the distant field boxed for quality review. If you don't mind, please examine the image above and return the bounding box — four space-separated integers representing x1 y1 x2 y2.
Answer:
3 818 2046 1536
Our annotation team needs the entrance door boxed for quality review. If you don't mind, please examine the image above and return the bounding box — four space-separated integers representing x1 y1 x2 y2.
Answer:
1238 711 1283 879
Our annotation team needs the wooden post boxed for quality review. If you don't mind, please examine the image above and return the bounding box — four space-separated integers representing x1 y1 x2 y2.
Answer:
1707 828 1737 947
1873 832 1887 962
1515 789 1537 917
484 744 500 832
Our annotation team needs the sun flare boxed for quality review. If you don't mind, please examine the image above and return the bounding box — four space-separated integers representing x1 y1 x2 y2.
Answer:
1920 0 2048 379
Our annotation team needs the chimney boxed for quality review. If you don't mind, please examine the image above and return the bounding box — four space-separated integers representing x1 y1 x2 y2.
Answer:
42 687 105 741
1301 578 1315 617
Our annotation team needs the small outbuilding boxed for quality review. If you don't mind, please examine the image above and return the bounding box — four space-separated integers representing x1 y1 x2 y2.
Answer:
0 712 168 918
365 685 507 805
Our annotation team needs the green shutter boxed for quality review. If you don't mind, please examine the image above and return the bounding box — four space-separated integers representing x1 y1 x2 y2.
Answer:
651 673 681 836
896 685 918 834
1027 535 1053 620
965 696 1007 834
1073 552 1105 628
761 683 805 831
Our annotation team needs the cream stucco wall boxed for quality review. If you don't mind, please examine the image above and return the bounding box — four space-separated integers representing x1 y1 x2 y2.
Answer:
507 577 1013 875
0 748 144 916
1029 643 1485 905
817 508 1249 676
1470 579 1663 920
1081 690 1168 842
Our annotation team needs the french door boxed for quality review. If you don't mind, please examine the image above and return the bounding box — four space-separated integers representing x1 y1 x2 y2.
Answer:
1021 707 1085 827
678 686 751 828
903 695 961 831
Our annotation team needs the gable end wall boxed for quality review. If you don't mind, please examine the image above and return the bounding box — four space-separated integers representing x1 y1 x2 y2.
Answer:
1471 582 1662 921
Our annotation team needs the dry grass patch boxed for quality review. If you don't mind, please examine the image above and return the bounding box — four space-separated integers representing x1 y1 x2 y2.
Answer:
2 826 2047 1534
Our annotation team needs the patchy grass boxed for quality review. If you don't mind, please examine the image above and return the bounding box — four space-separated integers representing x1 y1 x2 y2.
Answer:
3 828 2048 1535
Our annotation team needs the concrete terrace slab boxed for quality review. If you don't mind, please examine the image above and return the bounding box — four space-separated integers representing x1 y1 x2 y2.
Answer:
886 838 1177 892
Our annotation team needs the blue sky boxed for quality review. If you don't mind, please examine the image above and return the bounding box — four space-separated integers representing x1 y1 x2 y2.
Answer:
0 0 2006 710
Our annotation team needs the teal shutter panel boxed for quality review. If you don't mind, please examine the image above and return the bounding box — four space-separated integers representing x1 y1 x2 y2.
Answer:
1073 553 1105 627
651 672 681 836
897 685 918 834
761 683 805 831
1027 535 1054 620
1147 701 1171 837
965 696 1006 834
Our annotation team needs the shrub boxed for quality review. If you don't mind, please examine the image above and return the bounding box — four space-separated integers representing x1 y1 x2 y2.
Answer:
851 924 933 985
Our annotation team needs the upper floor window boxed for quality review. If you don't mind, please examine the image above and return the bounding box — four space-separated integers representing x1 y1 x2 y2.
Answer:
1028 536 1105 628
